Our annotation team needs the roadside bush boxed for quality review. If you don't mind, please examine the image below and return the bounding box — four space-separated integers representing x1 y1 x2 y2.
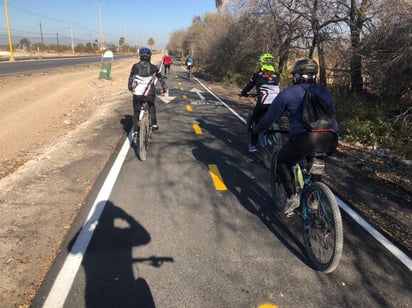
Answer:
334 92 412 158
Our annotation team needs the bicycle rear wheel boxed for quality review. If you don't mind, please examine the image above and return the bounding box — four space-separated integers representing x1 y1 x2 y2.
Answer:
270 156 287 211
139 109 150 161
303 182 343 273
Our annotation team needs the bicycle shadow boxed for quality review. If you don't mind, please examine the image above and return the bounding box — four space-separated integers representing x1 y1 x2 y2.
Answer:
68 201 174 307
191 135 312 268
120 114 133 136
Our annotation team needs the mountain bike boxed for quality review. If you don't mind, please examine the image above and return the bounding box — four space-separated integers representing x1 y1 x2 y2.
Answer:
132 75 156 161
268 129 343 273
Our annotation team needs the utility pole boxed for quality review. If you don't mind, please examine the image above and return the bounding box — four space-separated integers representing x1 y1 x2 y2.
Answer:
56 33 59 55
4 0 15 61
39 21 44 48
69 24 74 55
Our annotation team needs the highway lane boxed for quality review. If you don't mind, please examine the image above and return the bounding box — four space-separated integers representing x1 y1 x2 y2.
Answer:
0 55 133 76
34 63 412 307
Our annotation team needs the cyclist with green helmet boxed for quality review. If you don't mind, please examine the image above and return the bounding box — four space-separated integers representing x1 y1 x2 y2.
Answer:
239 53 281 152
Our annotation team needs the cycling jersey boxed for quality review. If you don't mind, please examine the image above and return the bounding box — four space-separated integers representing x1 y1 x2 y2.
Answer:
163 55 173 65
241 71 281 105
257 83 339 138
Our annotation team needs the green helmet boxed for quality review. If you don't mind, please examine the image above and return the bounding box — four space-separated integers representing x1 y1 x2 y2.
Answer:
259 53 275 72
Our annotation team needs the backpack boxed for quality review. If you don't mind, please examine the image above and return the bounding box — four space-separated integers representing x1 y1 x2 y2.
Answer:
137 60 151 76
301 84 335 131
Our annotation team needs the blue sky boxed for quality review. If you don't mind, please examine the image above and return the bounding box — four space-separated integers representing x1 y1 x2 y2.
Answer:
0 0 218 48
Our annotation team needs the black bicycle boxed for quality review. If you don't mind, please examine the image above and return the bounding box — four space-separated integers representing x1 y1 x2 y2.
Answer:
131 75 157 161
267 128 343 273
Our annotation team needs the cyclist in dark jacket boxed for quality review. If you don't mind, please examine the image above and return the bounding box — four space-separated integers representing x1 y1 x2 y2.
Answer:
239 53 281 152
257 59 339 215
128 47 166 139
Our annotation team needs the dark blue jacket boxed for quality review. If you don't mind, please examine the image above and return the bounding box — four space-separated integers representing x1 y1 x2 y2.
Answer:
256 83 339 138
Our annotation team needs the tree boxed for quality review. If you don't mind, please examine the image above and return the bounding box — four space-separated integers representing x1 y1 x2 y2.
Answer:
335 0 376 93
147 38 155 50
19 38 30 51
119 37 126 52
167 30 188 58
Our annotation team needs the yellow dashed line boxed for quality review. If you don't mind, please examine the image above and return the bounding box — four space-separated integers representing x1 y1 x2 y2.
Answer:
193 123 202 135
258 304 278 308
182 94 188 99
186 105 193 112
180 87 184 91
208 164 227 191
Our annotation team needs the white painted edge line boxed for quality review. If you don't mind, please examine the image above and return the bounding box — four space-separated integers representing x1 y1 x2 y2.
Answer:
193 76 247 125
336 196 412 271
179 63 246 124
43 132 133 308
193 75 412 272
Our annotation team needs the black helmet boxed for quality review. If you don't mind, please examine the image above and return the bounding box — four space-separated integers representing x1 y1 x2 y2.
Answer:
291 59 318 75
139 47 152 61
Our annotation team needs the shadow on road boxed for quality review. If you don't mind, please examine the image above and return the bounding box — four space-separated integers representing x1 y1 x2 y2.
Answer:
70 201 174 307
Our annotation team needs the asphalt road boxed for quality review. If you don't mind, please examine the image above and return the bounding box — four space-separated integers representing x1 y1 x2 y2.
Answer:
33 64 411 307
0 54 133 76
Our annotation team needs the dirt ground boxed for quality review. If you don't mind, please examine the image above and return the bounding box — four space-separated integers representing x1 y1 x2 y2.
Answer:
0 55 411 307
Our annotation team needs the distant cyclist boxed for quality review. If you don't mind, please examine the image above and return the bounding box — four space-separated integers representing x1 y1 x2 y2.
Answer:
239 53 281 152
162 53 173 75
185 56 194 77
128 47 166 136
256 59 339 215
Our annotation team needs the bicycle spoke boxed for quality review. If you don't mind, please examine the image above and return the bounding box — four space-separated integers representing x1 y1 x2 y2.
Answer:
303 182 343 273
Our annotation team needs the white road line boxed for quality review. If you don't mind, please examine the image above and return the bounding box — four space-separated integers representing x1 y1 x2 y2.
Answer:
43 132 133 308
336 196 412 271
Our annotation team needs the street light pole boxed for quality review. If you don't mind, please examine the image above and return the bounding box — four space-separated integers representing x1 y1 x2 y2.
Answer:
4 0 15 61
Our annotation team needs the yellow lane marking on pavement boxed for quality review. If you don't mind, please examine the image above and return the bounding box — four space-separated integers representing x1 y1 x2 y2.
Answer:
258 304 278 308
182 94 188 99
180 87 184 91
193 123 202 135
186 105 193 112
208 164 227 191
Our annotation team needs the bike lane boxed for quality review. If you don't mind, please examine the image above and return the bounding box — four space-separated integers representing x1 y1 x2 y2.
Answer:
35 63 411 308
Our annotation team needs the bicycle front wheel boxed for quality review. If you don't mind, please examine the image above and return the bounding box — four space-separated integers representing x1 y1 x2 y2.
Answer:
139 110 149 161
270 156 287 211
303 182 343 273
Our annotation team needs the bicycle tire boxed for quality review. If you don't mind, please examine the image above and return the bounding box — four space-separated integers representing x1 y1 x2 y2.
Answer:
302 182 343 273
270 155 287 211
139 108 149 161
263 132 282 169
